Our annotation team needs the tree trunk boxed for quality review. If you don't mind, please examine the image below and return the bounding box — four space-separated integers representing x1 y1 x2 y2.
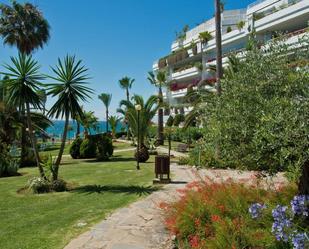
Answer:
20 105 28 167
106 109 109 133
53 111 69 181
76 120 80 138
298 161 309 195
26 102 46 179
157 86 164 145
126 88 130 140
215 0 223 96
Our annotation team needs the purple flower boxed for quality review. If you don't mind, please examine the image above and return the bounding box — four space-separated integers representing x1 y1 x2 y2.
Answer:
291 195 309 217
291 232 307 249
271 205 292 242
249 203 266 219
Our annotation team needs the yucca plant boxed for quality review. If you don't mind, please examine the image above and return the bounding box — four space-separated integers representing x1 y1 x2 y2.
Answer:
47 55 92 180
2 53 45 178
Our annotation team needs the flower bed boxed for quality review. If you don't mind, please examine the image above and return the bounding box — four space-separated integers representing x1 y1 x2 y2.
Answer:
160 178 308 248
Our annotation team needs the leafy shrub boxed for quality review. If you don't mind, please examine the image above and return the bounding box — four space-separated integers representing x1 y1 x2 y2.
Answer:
70 137 83 159
226 26 232 33
96 134 113 161
80 138 97 158
0 143 19 177
173 114 185 127
199 36 309 177
166 115 174 127
115 131 127 139
20 147 36 167
27 177 50 194
134 144 149 162
161 179 296 248
178 157 189 165
51 179 67 192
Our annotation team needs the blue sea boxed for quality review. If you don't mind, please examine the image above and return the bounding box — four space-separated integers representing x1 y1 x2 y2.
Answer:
46 120 125 139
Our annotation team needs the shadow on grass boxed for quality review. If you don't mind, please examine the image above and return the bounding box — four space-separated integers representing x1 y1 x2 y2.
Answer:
72 184 159 196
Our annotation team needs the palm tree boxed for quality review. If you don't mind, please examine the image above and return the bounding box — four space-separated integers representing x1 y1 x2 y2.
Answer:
108 115 121 138
147 71 166 145
0 1 50 55
98 93 112 133
215 0 223 95
3 53 45 178
119 76 134 139
80 110 98 136
0 1 50 167
47 55 92 180
117 95 158 146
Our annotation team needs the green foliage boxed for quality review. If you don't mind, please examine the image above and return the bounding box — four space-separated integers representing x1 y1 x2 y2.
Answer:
96 134 113 161
134 144 150 163
226 26 232 33
108 115 121 138
237 20 245 31
115 131 127 139
27 176 50 194
199 31 213 44
80 138 97 159
50 179 67 192
173 114 185 127
178 157 189 165
166 115 174 127
0 144 19 177
198 36 309 177
0 1 50 54
70 137 83 159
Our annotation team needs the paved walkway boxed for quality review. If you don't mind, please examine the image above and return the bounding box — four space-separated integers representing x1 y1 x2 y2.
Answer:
64 164 195 249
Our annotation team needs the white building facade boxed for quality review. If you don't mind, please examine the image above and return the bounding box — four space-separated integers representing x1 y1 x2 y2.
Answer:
153 0 309 117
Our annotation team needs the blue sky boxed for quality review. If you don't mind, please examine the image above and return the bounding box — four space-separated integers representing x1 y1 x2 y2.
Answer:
0 0 253 120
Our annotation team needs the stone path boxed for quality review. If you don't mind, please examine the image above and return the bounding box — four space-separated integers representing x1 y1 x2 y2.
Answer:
64 164 195 249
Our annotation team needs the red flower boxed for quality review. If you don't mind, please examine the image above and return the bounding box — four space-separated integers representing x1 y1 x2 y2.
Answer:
189 235 200 248
211 215 221 222
194 218 201 227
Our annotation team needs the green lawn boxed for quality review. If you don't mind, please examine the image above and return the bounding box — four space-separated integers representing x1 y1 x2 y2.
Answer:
0 151 156 249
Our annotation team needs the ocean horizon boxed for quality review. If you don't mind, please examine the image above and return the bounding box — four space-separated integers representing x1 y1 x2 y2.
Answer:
46 120 125 139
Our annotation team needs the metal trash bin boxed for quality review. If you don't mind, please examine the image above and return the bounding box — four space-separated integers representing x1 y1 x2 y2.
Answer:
154 155 170 183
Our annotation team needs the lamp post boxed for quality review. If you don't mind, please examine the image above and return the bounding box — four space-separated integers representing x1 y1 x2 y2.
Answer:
135 104 141 170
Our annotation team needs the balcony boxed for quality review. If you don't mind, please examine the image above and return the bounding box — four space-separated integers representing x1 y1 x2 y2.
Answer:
172 66 200 80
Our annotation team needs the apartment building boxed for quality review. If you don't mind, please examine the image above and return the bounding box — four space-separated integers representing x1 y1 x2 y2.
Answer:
153 0 309 116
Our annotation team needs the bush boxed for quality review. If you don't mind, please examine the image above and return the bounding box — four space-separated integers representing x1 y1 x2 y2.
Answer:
161 179 296 248
0 143 19 177
166 115 174 127
115 131 127 139
79 138 97 159
70 137 83 159
134 144 149 162
178 157 189 165
173 114 185 127
27 177 50 194
96 134 113 161
51 179 67 192
20 147 36 167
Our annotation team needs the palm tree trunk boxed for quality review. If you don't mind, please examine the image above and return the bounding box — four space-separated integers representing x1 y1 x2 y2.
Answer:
298 161 309 195
25 102 46 179
53 111 69 181
106 109 109 133
215 0 223 95
157 86 164 145
76 120 80 138
126 88 130 140
215 0 223 159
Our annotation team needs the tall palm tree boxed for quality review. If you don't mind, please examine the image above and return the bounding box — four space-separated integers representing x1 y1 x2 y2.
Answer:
215 0 223 95
108 115 121 138
117 95 159 146
3 53 45 178
147 71 166 145
47 55 92 180
0 1 50 167
119 76 134 139
0 1 50 55
119 76 134 102
98 93 112 133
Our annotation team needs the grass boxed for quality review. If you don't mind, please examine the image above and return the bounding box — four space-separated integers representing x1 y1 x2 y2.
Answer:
0 150 156 249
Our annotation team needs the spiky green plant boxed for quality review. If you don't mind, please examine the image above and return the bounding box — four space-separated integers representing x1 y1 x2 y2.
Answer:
2 53 45 177
47 55 92 180
108 115 121 138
